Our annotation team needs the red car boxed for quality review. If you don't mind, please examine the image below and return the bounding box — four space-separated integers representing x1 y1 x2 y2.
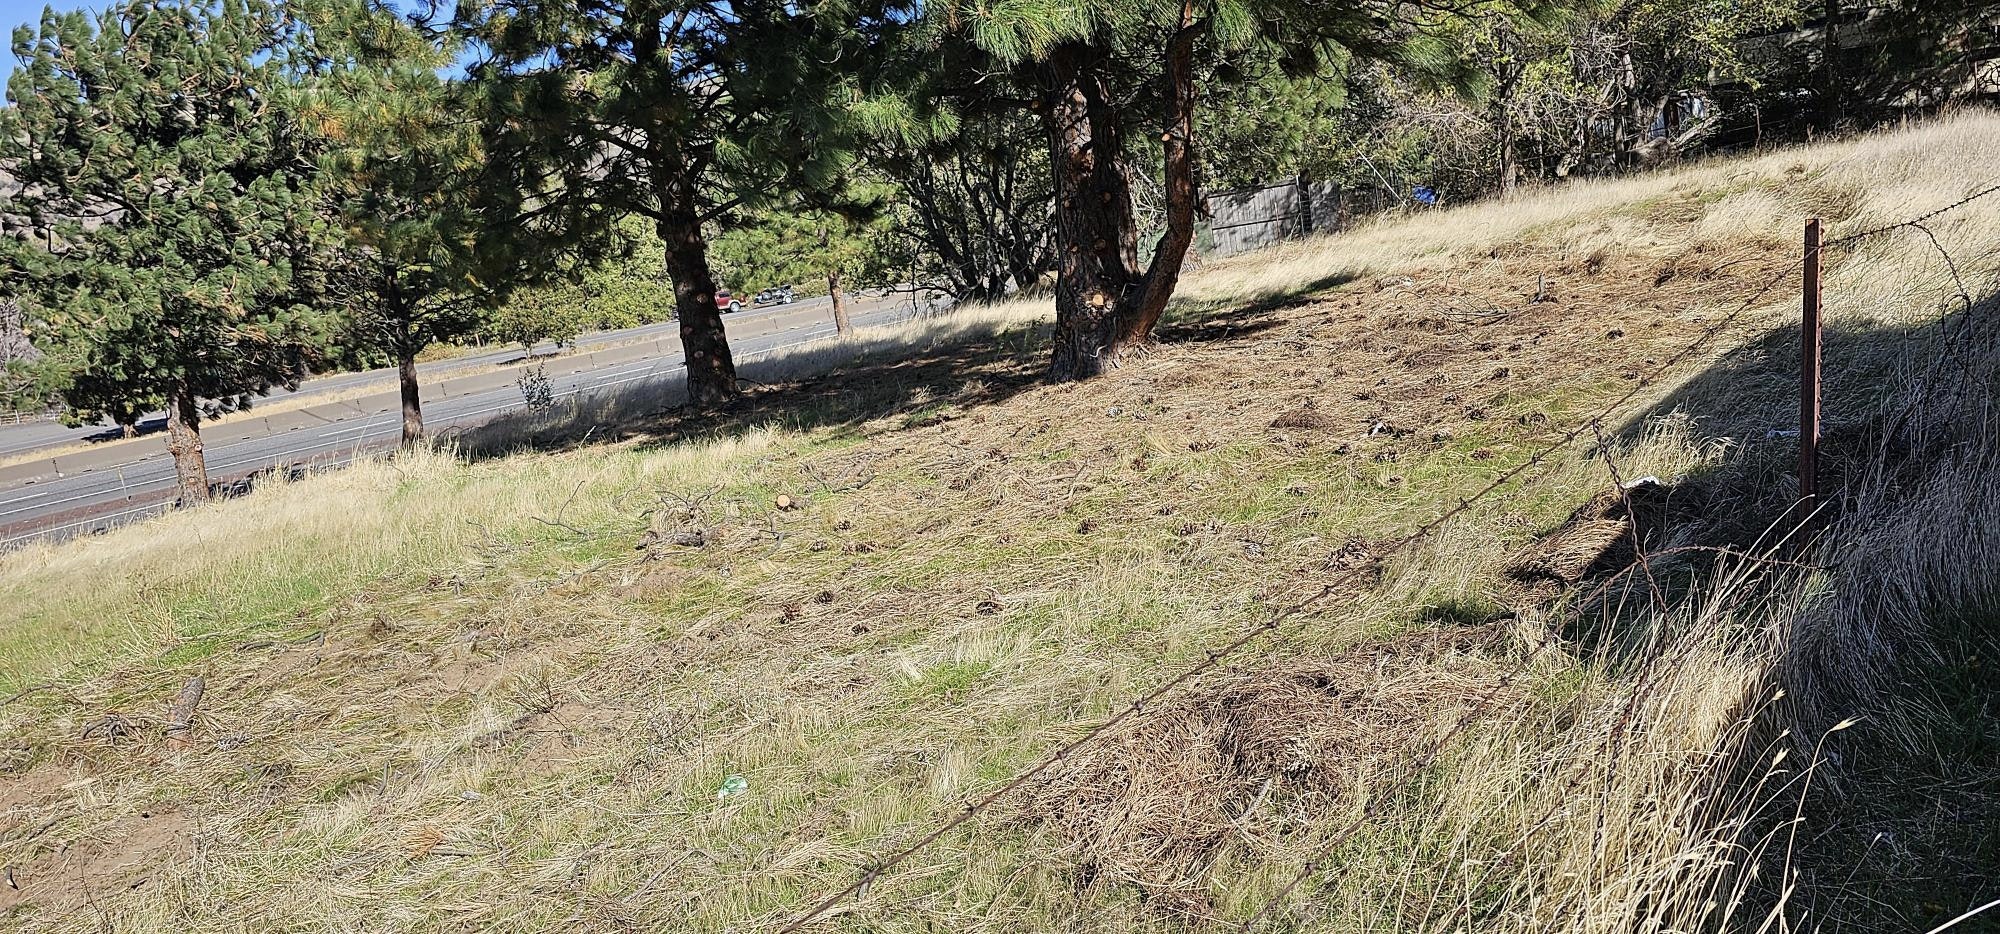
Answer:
714 289 744 314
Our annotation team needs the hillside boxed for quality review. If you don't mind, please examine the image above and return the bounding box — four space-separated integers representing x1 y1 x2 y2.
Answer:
3 113 1999 933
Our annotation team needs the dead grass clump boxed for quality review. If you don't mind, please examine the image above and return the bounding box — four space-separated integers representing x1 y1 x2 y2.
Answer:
1505 478 1687 589
1269 407 1336 430
1019 624 1521 918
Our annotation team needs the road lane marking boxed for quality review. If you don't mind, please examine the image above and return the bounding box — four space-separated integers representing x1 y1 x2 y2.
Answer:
0 308 907 541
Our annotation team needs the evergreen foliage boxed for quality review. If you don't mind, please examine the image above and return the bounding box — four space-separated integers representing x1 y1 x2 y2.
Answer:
304 0 494 442
910 0 1553 377
867 108 1057 302
1 0 336 500
454 0 894 408
0 0 1992 466
710 185 898 296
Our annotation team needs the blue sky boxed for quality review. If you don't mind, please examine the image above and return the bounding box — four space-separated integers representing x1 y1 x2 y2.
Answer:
4 0 468 71
4 1 96 50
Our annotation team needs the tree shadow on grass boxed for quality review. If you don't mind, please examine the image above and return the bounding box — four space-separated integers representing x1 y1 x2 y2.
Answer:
1242 270 1363 312
1590 288 2000 933
1612 288 2000 552
460 273 1365 465
1156 271 1360 346
455 309 1054 463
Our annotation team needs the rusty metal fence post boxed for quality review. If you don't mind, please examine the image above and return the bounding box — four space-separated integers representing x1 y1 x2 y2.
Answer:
1800 218 1824 522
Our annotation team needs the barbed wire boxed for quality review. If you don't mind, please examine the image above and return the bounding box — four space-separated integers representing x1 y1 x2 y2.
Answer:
1421 217 1998 930
1822 180 2000 248
1239 189 2000 931
1839 214 1998 462
1422 536 1820 934
782 186 2000 932
1234 429 1748 930
775 445 1571 930
1437 194 2000 933
779 253 1806 933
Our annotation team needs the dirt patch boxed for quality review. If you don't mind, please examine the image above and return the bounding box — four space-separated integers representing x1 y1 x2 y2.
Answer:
473 700 628 765
0 766 70 900
1018 623 1527 917
0 768 192 922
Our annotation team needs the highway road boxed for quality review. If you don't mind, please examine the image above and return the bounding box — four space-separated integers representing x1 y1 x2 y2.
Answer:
0 323 697 460
0 310 717 458
0 294 917 549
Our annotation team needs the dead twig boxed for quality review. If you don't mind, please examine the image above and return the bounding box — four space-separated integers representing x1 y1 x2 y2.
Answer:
0 684 64 708
530 480 592 537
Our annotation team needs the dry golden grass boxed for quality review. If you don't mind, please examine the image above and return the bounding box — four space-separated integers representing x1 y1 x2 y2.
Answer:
3 111 2000 934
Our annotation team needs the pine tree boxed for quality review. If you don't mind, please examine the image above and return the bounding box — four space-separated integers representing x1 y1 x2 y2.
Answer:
2 0 335 504
0 297 45 415
812 209 889 338
919 0 1546 379
455 0 887 410
709 183 897 337
306 0 492 445
868 108 1057 304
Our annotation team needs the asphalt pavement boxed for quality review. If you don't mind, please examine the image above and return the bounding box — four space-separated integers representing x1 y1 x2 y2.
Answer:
0 300 829 458
0 294 912 549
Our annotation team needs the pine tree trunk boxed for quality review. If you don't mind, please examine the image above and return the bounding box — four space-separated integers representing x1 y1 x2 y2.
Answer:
659 207 737 408
1496 42 1522 193
1044 42 1142 379
398 345 424 446
1042 5 1199 381
164 382 208 504
829 271 852 337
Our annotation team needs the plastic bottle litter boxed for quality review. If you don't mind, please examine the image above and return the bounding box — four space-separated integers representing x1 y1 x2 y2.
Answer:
717 774 748 800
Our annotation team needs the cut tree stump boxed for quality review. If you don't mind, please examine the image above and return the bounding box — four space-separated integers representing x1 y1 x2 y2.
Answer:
165 677 205 749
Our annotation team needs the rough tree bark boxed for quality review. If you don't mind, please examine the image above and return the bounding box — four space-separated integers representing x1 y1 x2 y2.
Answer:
388 275 425 445
165 676 205 749
397 342 424 445
1041 0 1199 380
164 382 208 504
659 199 737 408
1495 34 1523 193
829 270 852 337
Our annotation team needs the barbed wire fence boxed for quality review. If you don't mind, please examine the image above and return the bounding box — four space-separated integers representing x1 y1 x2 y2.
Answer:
779 253 1803 932
1237 186 2000 932
1845 193 2000 464
778 183 2000 933
1421 194 2000 934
